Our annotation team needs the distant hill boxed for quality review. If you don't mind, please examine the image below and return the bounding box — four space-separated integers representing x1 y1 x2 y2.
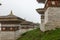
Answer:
17 28 60 40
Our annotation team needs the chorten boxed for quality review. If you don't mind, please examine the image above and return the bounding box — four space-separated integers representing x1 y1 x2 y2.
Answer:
0 11 23 40
36 0 60 32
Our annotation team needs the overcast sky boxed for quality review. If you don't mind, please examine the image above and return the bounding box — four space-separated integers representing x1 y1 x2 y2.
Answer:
0 0 44 23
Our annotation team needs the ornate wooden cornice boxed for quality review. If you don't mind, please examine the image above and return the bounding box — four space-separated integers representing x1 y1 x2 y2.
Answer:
44 0 60 9
37 0 46 3
36 8 45 14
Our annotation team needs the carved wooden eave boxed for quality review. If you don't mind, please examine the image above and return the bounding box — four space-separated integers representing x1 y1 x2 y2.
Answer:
21 21 31 25
36 8 45 14
44 0 60 9
37 0 46 3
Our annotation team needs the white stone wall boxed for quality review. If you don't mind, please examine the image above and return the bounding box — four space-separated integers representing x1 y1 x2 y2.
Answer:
40 23 46 32
0 31 15 40
0 30 21 40
0 32 1 40
45 7 60 31
0 24 36 40
44 9 48 24
0 28 35 40
15 30 21 39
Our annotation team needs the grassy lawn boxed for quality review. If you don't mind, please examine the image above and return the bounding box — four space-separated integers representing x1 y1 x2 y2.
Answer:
17 28 60 40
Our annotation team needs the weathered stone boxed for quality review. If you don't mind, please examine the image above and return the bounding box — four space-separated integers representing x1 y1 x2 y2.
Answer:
44 7 60 31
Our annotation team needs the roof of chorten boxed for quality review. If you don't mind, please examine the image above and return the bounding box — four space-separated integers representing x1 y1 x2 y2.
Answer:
21 21 32 25
20 20 35 26
0 11 25 22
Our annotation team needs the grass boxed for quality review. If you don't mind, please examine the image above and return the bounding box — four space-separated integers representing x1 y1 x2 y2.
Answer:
17 28 60 40
41 28 60 40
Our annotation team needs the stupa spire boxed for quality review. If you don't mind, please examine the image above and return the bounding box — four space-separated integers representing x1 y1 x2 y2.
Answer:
9 10 13 15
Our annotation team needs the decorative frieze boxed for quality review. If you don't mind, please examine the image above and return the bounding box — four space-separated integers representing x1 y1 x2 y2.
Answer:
45 0 60 9
1 24 20 27
1 27 19 31
2 27 6 31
